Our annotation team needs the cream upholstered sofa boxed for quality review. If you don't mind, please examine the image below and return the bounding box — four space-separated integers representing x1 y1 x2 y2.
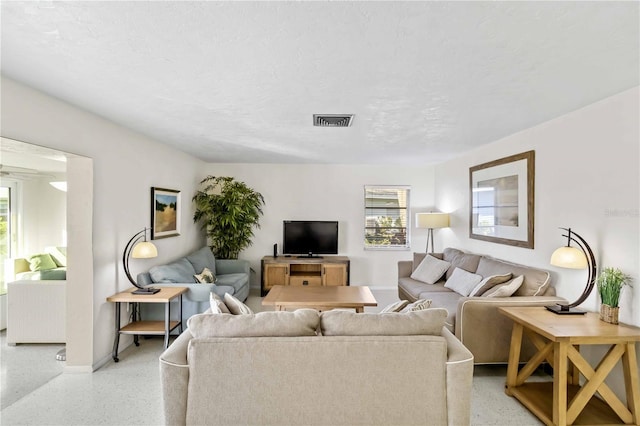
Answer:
398 248 567 364
160 308 474 426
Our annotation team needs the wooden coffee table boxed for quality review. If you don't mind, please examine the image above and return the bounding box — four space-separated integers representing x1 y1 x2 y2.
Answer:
262 285 377 313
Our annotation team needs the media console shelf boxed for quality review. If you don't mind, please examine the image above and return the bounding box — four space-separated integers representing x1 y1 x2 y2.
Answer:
261 256 350 297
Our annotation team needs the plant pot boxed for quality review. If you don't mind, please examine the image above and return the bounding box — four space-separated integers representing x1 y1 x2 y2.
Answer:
600 304 619 324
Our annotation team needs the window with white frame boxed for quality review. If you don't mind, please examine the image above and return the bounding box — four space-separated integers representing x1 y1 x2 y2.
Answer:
364 185 410 250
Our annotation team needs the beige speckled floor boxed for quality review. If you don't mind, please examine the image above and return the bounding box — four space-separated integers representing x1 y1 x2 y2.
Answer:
0 288 543 425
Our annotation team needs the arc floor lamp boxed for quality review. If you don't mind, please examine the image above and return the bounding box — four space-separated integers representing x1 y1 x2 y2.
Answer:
123 227 160 295
546 227 596 315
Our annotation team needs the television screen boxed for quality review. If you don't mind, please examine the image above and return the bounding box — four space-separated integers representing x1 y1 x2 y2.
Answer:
283 221 338 256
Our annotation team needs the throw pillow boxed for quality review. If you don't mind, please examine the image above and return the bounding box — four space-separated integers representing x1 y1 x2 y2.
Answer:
209 293 231 314
194 267 216 284
444 267 483 296
410 255 451 285
224 292 254 315
28 254 57 271
380 300 410 313
469 273 513 297
483 275 524 298
400 298 433 312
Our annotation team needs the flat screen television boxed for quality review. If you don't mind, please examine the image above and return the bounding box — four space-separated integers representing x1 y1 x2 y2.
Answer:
283 220 339 257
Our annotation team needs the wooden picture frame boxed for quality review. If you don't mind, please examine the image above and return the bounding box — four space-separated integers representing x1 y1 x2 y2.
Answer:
469 150 535 248
151 187 181 239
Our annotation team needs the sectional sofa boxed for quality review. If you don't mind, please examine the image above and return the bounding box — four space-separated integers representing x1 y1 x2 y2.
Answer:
398 248 567 363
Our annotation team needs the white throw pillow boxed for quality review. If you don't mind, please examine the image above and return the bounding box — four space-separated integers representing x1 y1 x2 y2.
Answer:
410 255 451 284
210 293 231 314
469 273 513 297
444 267 483 296
380 300 410 313
483 275 524 298
224 292 254 315
400 298 433 312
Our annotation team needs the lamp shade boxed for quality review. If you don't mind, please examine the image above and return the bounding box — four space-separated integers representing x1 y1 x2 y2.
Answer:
550 246 587 269
416 212 450 229
131 241 158 259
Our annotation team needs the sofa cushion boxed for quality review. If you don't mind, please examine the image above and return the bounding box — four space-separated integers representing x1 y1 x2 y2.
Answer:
398 278 453 300
419 292 460 332
320 308 447 336
469 273 513 297
483 275 524 298
149 258 197 283
215 273 249 293
187 309 320 338
410 255 451 284
475 256 550 296
442 248 482 279
209 293 231 314
28 254 57 271
186 246 216 276
224 292 253 315
444 267 483 296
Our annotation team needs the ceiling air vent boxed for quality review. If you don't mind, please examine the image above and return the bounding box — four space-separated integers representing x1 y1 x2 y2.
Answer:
313 114 354 127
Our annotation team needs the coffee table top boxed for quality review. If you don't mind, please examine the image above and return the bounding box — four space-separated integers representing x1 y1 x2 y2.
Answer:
262 285 377 310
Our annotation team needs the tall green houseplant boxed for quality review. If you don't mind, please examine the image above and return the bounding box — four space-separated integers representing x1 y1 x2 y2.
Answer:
193 176 265 259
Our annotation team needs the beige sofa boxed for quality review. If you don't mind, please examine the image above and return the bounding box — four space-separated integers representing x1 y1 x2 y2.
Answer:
160 308 474 426
398 248 567 364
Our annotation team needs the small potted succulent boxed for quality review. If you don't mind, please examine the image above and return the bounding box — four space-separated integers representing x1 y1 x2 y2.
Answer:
596 267 632 324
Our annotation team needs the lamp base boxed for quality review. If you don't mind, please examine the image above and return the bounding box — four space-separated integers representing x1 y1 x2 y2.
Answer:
545 304 587 315
132 287 160 295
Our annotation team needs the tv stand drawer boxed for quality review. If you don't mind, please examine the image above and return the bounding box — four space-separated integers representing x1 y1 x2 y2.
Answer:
289 276 322 287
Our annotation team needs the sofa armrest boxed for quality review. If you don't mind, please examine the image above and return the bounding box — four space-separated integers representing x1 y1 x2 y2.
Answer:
159 330 193 426
215 259 250 275
442 328 473 426
398 260 413 279
455 296 567 364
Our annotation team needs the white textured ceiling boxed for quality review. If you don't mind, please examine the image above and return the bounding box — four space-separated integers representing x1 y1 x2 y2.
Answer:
1 1 638 165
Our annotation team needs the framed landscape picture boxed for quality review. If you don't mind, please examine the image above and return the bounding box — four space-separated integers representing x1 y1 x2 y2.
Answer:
469 150 535 249
151 187 181 239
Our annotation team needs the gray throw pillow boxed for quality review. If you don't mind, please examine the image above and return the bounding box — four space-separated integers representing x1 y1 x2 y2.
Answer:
483 275 524 298
469 273 513 297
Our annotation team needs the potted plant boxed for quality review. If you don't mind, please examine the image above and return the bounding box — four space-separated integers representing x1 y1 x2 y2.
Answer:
193 176 265 259
596 267 632 324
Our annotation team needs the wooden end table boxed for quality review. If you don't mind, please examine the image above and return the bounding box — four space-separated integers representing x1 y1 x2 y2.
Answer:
107 287 187 362
500 306 640 426
262 285 377 313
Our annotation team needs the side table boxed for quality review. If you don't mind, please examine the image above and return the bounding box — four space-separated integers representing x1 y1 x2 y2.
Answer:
500 306 640 426
107 286 187 362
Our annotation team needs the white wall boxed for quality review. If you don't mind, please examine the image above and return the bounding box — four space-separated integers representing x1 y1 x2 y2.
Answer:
1 76 206 369
206 164 436 289
434 86 639 397
18 177 67 256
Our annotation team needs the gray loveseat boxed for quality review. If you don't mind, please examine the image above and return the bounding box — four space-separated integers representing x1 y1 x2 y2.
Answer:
138 246 250 323
160 308 473 426
398 248 567 364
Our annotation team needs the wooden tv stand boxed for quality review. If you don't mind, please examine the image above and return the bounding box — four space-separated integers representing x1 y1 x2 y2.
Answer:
260 256 350 297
